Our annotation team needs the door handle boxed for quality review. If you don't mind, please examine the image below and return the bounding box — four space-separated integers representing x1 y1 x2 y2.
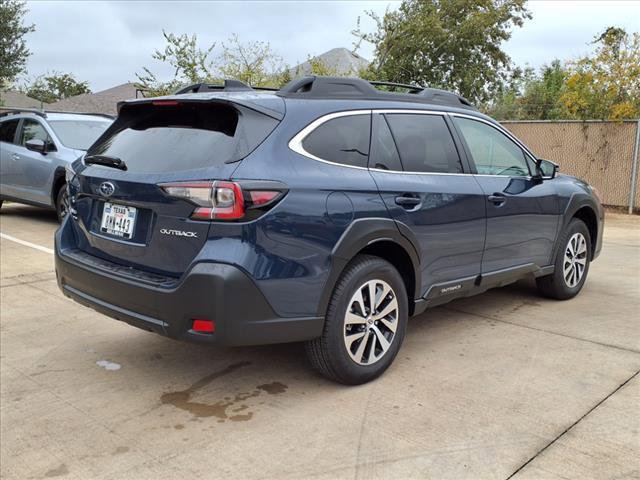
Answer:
487 194 506 205
11 153 20 161
395 194 421 209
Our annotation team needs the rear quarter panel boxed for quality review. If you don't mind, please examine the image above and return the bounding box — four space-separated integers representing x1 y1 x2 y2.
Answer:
225 103 390 317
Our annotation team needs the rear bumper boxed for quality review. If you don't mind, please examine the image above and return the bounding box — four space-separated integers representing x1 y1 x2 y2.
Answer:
54 220 324 346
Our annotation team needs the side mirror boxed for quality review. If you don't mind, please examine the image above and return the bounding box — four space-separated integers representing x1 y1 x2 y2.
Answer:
25 138 47 154
536 158 559 179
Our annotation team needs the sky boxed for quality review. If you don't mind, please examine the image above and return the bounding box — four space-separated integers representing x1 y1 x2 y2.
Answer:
20 0 640 92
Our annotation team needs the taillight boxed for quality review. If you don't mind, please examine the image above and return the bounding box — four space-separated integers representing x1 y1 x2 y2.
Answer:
152 100 180 106
159 180 285 221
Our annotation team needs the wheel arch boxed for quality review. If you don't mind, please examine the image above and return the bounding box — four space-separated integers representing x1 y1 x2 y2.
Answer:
572 206 598 257
555 194 601 262
317 218 422 317
51 166 66 207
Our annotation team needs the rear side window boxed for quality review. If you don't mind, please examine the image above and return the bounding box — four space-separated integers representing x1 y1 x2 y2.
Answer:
385 114 462 174
49 120 111 150
369 114 403 171
0 119 19 143
87 102 279 173
302 114 370 168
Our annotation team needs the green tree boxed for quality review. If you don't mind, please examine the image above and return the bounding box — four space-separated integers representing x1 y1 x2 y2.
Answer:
353 0 531 104
22 72 90 103
484 65 532 119
488 61 569 120
561 27 640 120
520 60 568 119
0 0 35 88
137 31 285 94
219 34 283 86
135 30 217 96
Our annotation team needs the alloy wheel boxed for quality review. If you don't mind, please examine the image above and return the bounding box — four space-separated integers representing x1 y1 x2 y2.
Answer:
58 189 69 219
343 279 398 366
563 232 587 288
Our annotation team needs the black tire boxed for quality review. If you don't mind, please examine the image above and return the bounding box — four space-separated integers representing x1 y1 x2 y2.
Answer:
537 218 591 300
305 254 408 385
55 184 69 222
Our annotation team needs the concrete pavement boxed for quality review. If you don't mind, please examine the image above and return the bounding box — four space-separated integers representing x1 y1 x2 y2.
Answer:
1 203 638 479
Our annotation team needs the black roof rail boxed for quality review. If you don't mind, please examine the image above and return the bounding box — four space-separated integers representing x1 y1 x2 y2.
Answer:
418 88 474 108
0 108 115 120
0 107 46 118
43 110 115 120
369 80 425 93
279 76 378 96
174 80 279 95
277 76 476 110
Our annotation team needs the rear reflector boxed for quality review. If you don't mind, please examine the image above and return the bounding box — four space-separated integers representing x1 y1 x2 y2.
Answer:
192 319 215 333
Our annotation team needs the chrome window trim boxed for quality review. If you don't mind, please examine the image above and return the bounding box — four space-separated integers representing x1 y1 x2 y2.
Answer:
288 109 372 171
288 109 538 179
373 109 447 116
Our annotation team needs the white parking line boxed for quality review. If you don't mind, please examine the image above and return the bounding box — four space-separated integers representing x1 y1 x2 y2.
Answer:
0 233 54 255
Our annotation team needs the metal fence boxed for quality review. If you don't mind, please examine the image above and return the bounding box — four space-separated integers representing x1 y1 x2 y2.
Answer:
501 120 640 213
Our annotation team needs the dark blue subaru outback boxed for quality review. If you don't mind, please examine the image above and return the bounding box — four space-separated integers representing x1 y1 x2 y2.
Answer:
55 76 604 384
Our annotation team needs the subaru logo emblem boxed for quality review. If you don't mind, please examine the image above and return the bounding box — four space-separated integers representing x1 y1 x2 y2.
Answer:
99 182 115 197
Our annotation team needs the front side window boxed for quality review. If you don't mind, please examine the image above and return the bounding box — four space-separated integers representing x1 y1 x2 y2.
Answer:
384 114 462 173
20 119 49 146
0 119 19 143
301 114 370 168
454 117 530 176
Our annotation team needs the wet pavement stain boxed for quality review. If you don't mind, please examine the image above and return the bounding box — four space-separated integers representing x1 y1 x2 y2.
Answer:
229 412 253 421
257 381 288 395
45 464 69 477
113 446 129 455
160 361 255 420
160 362 289 422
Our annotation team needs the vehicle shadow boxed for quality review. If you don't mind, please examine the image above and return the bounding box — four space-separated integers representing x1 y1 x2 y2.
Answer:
93 278 542 399
0 203 58 225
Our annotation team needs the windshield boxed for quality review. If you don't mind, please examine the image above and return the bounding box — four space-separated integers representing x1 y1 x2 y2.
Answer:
48 119 112 150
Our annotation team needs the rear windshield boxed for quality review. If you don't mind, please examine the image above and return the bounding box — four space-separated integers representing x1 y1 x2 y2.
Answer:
49 119 112 150
86 102 278 173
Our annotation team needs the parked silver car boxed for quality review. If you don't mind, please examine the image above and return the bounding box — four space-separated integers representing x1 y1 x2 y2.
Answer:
0 109 112 220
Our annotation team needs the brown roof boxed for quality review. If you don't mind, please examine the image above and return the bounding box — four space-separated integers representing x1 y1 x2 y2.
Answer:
48 82 140 115
0 90 45 109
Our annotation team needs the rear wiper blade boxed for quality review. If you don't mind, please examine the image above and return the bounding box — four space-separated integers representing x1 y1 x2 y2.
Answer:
84 155 127 170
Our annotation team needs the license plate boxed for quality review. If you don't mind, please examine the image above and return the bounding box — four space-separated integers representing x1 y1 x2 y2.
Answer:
100 202 137 239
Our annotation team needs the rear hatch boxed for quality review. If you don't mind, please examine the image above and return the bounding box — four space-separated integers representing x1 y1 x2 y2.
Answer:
69 97 281 277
